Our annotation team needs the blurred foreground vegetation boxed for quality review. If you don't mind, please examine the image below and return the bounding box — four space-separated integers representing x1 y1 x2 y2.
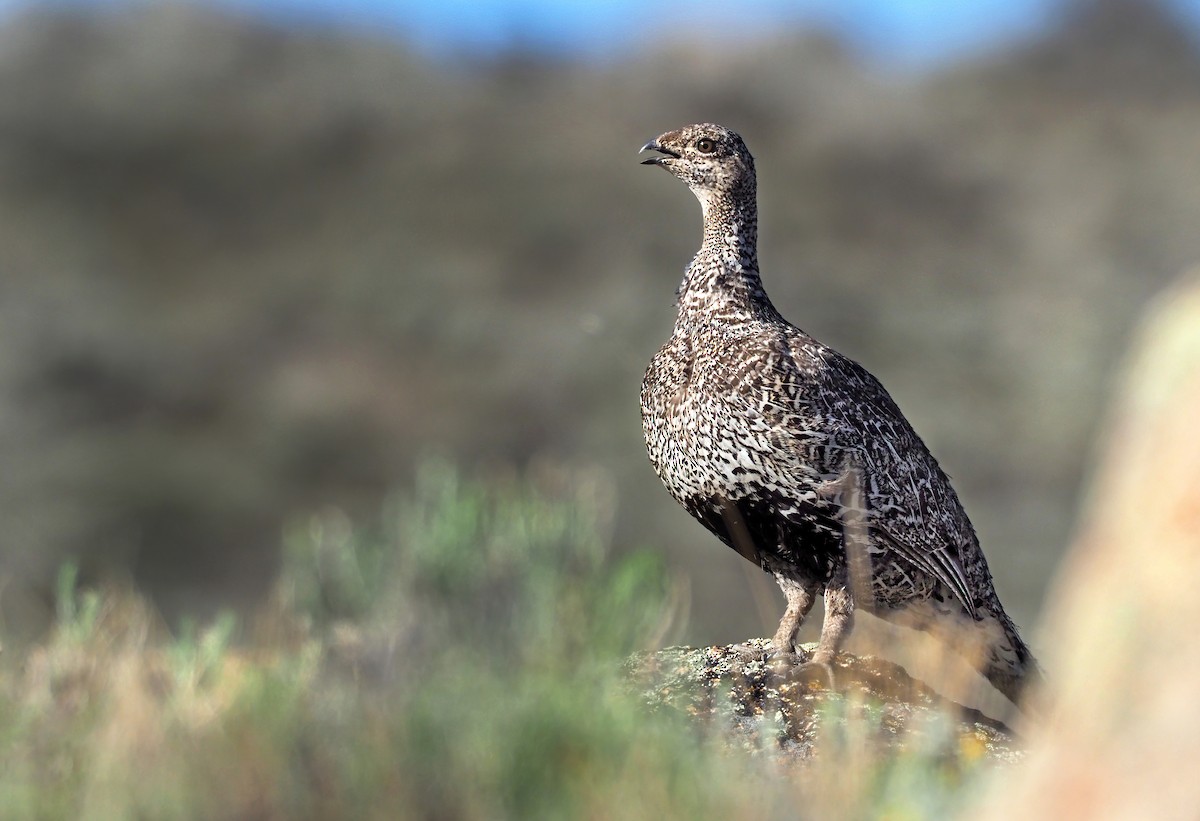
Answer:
0 463 996 819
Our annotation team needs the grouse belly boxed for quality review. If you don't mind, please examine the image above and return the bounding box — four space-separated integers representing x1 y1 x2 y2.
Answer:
643 373 844 584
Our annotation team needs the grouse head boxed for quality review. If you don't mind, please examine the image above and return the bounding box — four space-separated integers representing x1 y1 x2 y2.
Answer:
640 123 755 205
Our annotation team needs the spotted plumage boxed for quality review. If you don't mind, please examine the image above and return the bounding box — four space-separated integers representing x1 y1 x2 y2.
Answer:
639 124 1040 707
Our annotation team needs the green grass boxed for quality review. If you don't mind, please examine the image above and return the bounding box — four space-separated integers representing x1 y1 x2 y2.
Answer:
0 461 999 819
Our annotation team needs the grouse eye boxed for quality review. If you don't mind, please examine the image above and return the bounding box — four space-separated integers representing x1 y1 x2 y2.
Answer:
696 138 716 154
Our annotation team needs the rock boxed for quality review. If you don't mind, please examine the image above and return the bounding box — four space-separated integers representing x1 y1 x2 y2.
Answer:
974 271 1200 818
626 639 1023 765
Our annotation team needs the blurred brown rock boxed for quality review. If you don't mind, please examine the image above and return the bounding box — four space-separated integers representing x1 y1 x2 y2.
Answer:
978 270 1200 819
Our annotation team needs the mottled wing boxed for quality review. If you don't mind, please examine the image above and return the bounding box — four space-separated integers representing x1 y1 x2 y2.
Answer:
753 330 978 616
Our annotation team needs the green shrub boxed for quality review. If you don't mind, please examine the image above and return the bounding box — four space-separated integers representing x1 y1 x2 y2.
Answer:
0 462 993 819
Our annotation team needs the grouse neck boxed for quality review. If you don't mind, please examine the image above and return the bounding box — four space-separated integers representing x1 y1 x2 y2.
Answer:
676 186 772 319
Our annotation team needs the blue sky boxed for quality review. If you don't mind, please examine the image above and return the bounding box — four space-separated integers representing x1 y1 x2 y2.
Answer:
16 0 1200 66
388 0 1057 63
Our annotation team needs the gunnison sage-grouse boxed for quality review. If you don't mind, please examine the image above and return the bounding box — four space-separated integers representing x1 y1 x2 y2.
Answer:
638 123 1040 707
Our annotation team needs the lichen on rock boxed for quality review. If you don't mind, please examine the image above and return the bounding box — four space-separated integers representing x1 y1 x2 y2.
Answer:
626 639 1024 766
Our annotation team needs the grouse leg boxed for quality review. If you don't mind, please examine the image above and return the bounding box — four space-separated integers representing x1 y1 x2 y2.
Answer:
732 575 818 664
770 576 817 661
797 574 855 687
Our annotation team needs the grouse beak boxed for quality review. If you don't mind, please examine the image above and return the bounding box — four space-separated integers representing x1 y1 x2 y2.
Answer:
640 139 681 166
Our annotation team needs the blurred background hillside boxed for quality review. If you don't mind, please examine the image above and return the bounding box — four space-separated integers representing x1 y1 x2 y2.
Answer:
2 0 1198 650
